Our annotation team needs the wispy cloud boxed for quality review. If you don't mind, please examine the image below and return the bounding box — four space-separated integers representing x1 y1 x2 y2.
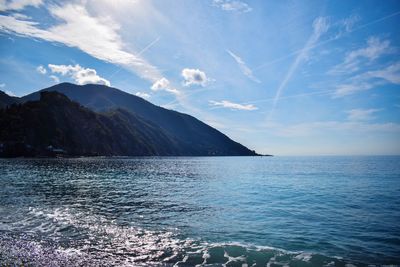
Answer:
48 64 110 86
334 83 375 97
226 50 260 83
329 37 394 74
212 0 252 13
36 65 46 74
5 90 16 96
0 0 42 11
363 62 400 84
135 92 151 99
209 100 258 110
0 3 165 85
181 68 209 87
346 108 382 121
0 83 15 96
252 12 400 73
267 16 329 119
333 61 400 97
328 35 399 97
340 14 361 32
49 75 59 83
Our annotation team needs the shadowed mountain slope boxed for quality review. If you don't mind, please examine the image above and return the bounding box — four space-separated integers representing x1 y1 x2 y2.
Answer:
0 91 187 157
0 90 20 109
21 83 258 156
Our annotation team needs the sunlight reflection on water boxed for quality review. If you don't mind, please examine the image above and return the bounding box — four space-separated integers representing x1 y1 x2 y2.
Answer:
1 156 399 266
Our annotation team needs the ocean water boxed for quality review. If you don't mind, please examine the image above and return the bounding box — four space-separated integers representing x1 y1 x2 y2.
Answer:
0 156 399 266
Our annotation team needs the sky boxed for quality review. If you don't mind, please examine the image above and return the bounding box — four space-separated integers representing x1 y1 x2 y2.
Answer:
0 0 399 155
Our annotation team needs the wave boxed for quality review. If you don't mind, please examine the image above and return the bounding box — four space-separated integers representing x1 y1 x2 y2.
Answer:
0 207 361 266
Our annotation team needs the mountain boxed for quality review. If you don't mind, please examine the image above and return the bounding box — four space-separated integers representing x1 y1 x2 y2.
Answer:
0 91 188 157
0 84 259 157
0 90 20 108
20 83 258 156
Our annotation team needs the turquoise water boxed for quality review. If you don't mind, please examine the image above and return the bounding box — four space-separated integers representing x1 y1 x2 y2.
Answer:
0 156 399 266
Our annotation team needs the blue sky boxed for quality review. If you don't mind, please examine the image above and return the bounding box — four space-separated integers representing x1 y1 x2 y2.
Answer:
0 0 399 155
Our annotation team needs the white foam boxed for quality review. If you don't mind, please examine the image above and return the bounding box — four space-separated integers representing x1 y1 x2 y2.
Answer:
4 206 355 266
202 249 210 264
295 252 313 262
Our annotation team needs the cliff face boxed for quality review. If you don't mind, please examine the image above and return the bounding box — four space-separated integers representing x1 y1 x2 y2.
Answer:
0 90 258 157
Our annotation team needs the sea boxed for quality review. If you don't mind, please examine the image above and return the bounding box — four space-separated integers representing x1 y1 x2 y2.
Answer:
0 156 399 266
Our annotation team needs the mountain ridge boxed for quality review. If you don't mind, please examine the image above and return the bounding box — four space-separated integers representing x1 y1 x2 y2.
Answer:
0 91 187 156
0 90 21 108
0 83 260 157
21 83 258 156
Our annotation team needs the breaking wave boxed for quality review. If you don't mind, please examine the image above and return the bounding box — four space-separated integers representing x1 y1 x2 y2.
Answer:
1 207 354 266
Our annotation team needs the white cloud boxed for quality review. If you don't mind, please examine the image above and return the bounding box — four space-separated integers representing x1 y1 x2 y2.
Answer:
181 68 208 87
11 13 30 20
330 36 399 97
135 92 150 99
340 14 360 32
151 77 179 94
151 77 169 90
330 37 393 74
334 83 374 97
346 108 381 121
36 65 46 74
48 64 72 76
363 62 400 84
333 62 400 97
49 75 60 83
0 3 165 86
0 0 42 11
48 64 110 86
0 84 16 97
312 17 330 38
226 50 260 83
347 37 391 62
212 0 252 13
5 90 16 96
209 100 258 111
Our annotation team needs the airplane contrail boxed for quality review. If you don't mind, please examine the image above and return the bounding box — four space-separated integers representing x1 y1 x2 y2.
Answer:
260 11 400 121
265 17 329 121
108 36 161 80
242 89 337 105
137 36 161 56
253 10 400 72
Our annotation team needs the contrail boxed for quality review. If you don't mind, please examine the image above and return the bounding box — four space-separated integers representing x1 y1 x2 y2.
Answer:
137 36 161 56
108 36 161 80
242 89 337 105
266 17 328 121
262 10 400 121
253 10 400 72
163 86 217 108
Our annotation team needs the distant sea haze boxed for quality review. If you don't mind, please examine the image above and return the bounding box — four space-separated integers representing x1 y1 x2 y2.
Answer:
1 156 399 266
